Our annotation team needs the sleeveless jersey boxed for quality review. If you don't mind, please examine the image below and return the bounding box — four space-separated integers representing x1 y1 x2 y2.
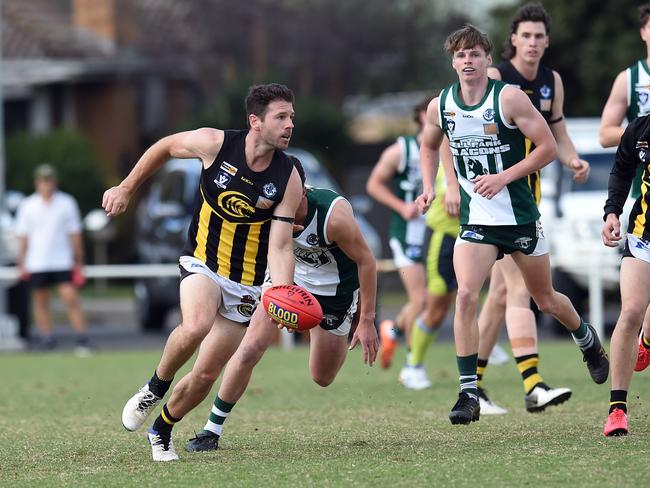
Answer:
183 129 294 286
293 188 359 296
438 78 540 226
626 60 650 198
496 61 555 205
626 60 650 122
426 165 460 237
388 135 427 249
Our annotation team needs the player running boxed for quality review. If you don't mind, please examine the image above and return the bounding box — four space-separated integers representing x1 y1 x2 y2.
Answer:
162 160 379 458
416 24 609 425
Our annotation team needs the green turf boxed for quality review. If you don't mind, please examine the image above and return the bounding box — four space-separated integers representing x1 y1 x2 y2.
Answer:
1 341 646 487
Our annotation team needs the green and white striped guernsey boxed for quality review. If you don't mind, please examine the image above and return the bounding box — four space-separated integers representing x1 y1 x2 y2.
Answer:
626 60 650 199
438 78 540 225
293 187 359 296
388 135 426 248
626 60 650 122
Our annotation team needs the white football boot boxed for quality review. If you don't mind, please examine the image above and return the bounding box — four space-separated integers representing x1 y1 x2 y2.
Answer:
477 387 508 415
147 429 179 462
399 366 432 390
525 384 572 413
122 384 162 431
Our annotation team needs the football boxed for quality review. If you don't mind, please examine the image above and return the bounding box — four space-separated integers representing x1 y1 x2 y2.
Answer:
262 285 323 331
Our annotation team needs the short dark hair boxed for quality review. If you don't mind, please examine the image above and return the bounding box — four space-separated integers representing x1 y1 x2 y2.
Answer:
288 155 306 186
503 2 552 59
244 84 295 124
413 95 434 128
640 4 650 27
444 24 492 56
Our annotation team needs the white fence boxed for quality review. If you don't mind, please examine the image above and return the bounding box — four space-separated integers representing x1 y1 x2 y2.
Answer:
0 252 611 349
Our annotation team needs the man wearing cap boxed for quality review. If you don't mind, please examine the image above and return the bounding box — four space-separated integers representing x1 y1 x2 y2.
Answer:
15 164 91 354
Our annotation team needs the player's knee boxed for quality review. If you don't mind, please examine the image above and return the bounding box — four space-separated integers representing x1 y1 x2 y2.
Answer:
193 370 220 391
455 287 478 310
180 319 212 344
620 304 646 329
311 371 335 387
235 341 266 368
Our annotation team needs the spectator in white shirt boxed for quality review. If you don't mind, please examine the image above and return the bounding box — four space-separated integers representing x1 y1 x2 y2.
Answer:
15 164 90 353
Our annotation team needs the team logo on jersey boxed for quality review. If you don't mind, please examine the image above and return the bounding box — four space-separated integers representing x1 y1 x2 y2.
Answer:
467 158 488 180
307 233 319 246
294 248 331 268
515 237 533 249
220 161 238 176
639 149 648 163
540 85 552 99
214 171 232 189
446 118 456 134
217 191 255 218
263 183 277 198
482 108 495 122
255 196 274 209
639 92 650 106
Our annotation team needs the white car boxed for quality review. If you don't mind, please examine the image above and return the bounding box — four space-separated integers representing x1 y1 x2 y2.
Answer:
539 118 633 326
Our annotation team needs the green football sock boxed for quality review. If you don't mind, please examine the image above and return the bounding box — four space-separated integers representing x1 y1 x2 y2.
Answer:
408 318 436 367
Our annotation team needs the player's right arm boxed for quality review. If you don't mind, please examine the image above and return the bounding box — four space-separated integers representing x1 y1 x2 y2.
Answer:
366 142 418 220
440 136 460 218
102 128 224 217
599 70 628 148
416 97 444 213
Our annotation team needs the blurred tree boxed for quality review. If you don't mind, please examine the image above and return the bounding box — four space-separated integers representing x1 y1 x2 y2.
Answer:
186 0 470 101
6 130 106 215
489 0 644 116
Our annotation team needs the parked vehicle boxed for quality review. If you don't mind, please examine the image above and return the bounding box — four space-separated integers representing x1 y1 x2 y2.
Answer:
538 118 633 327
134 150 381 331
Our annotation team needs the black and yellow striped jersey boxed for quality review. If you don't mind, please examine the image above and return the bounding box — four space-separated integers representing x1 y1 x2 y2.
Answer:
604 115 650 239
182 130 294 285
496 62 556 206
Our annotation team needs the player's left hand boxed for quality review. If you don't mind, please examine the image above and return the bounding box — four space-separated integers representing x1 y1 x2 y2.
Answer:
349 317 379 366
473 173 506 200
569 158 590 183
415 189 435 214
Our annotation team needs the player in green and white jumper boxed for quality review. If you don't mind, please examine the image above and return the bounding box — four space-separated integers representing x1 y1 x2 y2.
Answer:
416 25 610 426
185 160 380 453
600 3 650 197
367 97 431 382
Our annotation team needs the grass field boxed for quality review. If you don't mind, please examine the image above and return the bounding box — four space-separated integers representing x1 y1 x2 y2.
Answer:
2 340 648 487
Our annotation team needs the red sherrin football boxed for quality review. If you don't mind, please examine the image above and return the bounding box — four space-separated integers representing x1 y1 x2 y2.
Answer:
262 285 323 331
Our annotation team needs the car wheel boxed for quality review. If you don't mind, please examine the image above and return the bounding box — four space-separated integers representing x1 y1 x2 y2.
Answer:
134 281 169 332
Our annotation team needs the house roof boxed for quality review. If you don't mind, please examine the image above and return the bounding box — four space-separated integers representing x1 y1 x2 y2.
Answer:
1 0 199 92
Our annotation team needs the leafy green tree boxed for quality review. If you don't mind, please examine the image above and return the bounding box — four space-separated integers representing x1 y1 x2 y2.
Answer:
6 130 106 215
